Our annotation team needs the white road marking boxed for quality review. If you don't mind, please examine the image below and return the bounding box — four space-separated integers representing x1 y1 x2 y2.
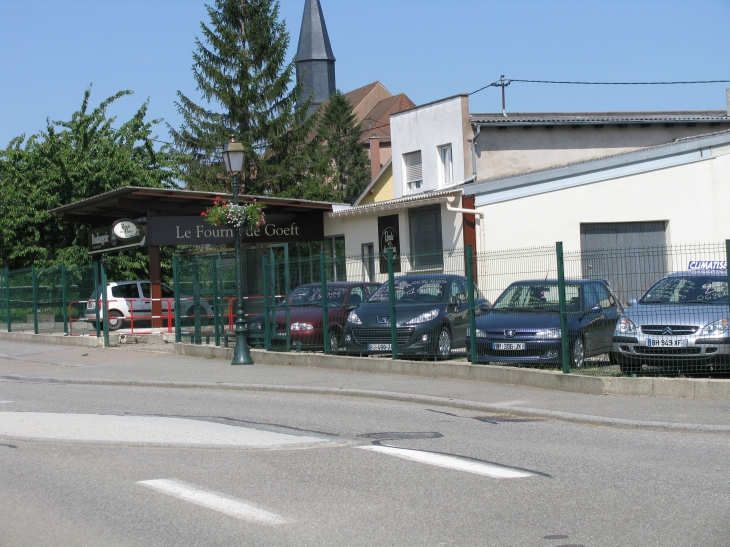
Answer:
358 445 534 479
0 412 340 448
138 479 287 525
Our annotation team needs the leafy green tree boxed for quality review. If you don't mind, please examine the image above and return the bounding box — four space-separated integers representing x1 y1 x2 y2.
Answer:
171 0 315 195
0 87 180 278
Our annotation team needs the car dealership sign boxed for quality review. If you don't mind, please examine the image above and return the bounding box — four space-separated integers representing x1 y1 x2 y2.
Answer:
146 213 324 246
88 219 146 254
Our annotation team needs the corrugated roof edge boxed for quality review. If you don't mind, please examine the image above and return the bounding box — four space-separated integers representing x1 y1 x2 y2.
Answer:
463 128 730 194
390 94 470 118
470 110 730 124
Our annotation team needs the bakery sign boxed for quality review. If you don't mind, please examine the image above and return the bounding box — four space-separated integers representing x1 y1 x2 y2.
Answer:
146 213 324 246
378 214 401 273
88 219 146 254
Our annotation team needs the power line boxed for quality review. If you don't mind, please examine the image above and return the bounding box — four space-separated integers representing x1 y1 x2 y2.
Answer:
470 77 730 95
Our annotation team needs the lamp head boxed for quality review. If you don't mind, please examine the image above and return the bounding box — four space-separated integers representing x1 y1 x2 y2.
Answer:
222 135 245 174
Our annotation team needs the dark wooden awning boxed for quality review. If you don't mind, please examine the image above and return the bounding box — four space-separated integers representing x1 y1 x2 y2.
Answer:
50 186 337 227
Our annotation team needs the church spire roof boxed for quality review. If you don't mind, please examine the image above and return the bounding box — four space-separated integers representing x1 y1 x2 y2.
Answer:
296 0 335 62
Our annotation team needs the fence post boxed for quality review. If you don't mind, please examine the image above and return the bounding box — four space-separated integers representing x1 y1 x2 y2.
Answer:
61 264 68 335
284 247 291 352
387 248 398 360
556 242 570 374
100 259 110 348
173 256 181 343
263 255 272 351
726 240 730 334
31 265 39 334
5 267 10 333
212 256 220 347
320 252 330 355
93 261 101 338
192 256 201 344
466 245 477 365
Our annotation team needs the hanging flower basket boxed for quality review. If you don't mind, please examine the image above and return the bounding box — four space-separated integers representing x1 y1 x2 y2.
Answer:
201 196 266 229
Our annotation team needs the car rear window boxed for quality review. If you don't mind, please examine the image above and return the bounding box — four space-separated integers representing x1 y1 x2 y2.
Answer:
111 284 139 299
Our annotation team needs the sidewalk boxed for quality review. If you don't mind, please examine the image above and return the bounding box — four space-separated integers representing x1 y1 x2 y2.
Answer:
0 336 728 433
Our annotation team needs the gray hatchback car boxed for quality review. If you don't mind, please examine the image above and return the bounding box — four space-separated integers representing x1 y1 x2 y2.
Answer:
612 270 729 373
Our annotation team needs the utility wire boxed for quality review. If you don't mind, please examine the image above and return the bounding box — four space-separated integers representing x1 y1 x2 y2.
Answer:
471 78 730 95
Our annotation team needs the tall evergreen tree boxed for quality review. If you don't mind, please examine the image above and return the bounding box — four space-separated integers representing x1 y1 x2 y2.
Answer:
171 0 315 195
313 90 371 204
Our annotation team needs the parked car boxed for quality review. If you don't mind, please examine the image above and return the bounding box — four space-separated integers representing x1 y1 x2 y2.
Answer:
612 270 730 373
248 282 381 352
85 280 213 331
344 274 490 359
465 279 622 368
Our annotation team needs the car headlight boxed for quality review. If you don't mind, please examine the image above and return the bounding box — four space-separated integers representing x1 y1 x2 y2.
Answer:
249 322 262 331
534 328 561 339
700 318 729 336
615 317 637 335
466 327 487 338
291 322 314 331
399 309 439 326
347 311 362 325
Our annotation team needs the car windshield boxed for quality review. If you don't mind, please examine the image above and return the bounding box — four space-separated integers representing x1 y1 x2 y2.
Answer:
368 278 448 304
281 285 348 308
640 276 728 305
493 283 581 312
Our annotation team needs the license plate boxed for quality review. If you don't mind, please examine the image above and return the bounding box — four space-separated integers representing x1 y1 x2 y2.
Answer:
492 342 526 351
368 343 392 351
647 338 688 348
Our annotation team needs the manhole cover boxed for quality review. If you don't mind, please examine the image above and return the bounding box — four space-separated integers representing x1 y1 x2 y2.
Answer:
474 416 538 424
357 432 443 441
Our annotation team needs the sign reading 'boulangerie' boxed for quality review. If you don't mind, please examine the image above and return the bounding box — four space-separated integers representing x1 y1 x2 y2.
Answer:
146 213 325 246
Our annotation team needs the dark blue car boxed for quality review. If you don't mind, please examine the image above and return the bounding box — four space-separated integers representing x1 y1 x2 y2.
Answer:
465 279 623 368
344 274 490 359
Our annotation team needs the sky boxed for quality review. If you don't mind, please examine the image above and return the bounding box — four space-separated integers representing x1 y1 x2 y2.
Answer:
1 0 729 148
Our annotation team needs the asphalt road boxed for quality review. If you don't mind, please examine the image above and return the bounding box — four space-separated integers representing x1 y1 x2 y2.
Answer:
1 377 729 547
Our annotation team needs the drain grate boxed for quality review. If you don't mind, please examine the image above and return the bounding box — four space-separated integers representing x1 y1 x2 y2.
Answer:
357 432 444 441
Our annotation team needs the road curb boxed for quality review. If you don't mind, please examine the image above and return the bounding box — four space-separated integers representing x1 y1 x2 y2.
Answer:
1 332 728 400
176 342 730 401
3 374 728 434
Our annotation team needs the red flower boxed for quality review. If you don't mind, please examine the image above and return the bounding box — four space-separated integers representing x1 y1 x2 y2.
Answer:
200 211 207 216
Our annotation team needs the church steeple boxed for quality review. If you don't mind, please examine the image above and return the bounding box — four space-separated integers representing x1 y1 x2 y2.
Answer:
296 0 336 115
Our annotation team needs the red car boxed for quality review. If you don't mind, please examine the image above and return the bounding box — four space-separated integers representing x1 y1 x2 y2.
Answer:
248 282 381 352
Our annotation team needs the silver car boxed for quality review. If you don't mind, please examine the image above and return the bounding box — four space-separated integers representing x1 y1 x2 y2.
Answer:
612 270 729 374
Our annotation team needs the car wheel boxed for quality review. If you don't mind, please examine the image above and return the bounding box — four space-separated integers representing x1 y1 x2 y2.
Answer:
107 310 124 331
184 304 205 325
328 329 342 353
436 327 452 359
571 337 585 369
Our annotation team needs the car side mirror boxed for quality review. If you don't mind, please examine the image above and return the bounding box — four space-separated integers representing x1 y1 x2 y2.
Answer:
478 303 490 313
626 298 637 307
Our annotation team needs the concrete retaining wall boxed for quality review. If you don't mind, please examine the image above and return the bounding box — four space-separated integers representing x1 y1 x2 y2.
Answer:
173 342 730 400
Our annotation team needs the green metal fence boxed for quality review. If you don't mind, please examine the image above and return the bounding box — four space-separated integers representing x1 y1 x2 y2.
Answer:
4 240 730 377
0 264 96 335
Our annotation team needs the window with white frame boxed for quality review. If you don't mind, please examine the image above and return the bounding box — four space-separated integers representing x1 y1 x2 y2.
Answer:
403 151 423 191
439 145 453 186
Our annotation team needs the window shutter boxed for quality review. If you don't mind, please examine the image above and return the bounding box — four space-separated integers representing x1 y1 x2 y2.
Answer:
404 151 423 183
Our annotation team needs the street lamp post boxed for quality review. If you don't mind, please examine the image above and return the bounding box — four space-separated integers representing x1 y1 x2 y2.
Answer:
222 135 254 365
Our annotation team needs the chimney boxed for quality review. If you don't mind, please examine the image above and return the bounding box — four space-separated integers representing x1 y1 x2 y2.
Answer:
726 89 730 117
369 136 381 181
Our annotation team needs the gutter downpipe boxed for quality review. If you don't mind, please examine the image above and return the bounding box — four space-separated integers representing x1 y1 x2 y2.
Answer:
470 125 482 178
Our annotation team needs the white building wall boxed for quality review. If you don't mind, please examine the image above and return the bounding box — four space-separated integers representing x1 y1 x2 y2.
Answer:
477 150 730 252
391 96 469 199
